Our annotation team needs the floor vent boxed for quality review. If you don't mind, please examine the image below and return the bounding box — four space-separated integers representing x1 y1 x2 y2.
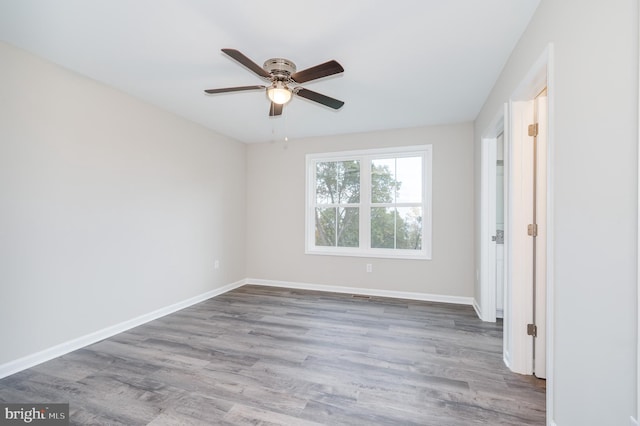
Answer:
351 294 371 299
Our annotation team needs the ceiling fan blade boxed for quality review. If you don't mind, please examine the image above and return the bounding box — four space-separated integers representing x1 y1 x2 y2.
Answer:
291 60 344 83
296 88 344 110
269 102 283 117
221 48 271 79
204 85 265 94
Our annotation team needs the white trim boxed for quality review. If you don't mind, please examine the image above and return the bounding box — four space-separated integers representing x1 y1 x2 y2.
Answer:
504 43 552 425
0 279 246 379
503 351 512 370
472 298 483 319
480 109 502 323
305 145 432 260
631 416 639 426
306 145 431 160
637 1 640 421
508 43 555 425
247 278 474 306
303 248 429 260
0 276 482 381
502 101 512 370
545 43 556 426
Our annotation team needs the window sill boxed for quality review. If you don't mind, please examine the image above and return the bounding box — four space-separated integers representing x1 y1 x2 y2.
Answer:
305 248 431 260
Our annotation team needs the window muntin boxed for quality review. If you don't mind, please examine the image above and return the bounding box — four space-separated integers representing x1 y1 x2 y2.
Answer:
306 146 432 259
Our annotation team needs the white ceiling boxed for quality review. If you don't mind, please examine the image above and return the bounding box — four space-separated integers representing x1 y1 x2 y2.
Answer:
0 0 540 144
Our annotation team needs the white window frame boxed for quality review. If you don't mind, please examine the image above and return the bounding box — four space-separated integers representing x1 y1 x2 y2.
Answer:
305 145 432 260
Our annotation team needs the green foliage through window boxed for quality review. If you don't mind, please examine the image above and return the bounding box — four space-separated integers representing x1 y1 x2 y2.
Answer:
307 146 431 259
315 161 360 247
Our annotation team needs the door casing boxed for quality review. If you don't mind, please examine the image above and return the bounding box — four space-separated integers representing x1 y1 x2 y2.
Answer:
479 43 555 422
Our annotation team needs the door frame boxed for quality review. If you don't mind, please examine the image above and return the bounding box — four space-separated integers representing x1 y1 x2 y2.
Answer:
507 44 555 422
637 3 640 423
478 43 555 422
505 43 556 424
479 113 506 323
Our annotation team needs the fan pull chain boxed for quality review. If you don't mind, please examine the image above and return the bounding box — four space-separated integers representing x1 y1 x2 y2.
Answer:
283 104 289 144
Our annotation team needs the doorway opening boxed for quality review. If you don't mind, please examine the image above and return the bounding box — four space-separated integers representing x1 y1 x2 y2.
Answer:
479 43 555 417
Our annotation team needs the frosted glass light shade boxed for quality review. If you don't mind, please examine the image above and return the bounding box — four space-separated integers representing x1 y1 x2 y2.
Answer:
267 85 292 105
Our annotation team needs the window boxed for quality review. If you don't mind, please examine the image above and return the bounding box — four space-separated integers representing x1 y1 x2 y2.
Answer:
306 145 432 259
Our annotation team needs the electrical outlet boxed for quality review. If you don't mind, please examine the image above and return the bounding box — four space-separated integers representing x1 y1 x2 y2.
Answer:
214 260 220 270
366 263 372 273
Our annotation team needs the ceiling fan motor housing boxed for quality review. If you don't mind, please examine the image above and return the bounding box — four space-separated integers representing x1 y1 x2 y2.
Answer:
263 58 296 80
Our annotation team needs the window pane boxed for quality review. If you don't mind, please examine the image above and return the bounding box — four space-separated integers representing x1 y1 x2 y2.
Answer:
371 159 397 203
316 160 360 204
371 207 395 248
396 207 422 250
395 157 422 203
337 207 359 247
337 160 360 204
315 207 336 246
316 162 336 204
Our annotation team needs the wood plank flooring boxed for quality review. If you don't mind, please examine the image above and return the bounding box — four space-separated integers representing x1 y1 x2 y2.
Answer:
0 285 546 425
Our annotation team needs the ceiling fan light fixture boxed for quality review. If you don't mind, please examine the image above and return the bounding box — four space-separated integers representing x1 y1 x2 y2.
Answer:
267 82 292 105
205 49 345 116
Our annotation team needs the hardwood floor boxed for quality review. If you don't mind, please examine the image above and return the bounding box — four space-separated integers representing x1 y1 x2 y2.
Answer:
0 285 546 425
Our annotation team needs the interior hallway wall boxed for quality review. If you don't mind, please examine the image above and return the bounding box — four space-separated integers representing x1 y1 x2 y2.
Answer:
473 0 638 424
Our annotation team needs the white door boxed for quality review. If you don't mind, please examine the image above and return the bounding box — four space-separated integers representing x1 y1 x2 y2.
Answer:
505 91 547 379
496 133 505 318
533 92 547 379
480 136 498 323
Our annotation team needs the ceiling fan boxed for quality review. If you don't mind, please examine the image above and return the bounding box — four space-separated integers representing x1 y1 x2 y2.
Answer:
204 48 345 117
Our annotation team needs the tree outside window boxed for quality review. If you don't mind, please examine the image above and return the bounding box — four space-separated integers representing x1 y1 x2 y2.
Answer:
307 145 431 260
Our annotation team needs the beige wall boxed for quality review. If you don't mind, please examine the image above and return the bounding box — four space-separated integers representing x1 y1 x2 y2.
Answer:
246 123 474 297
474 0 637 424
0 42 247 365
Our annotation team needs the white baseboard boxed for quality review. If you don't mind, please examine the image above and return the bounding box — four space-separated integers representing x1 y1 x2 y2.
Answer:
472 299 483 319
503 350 512 370
247 278 474 306
471 299 505 323
0 279 246 380
0 278 475 379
